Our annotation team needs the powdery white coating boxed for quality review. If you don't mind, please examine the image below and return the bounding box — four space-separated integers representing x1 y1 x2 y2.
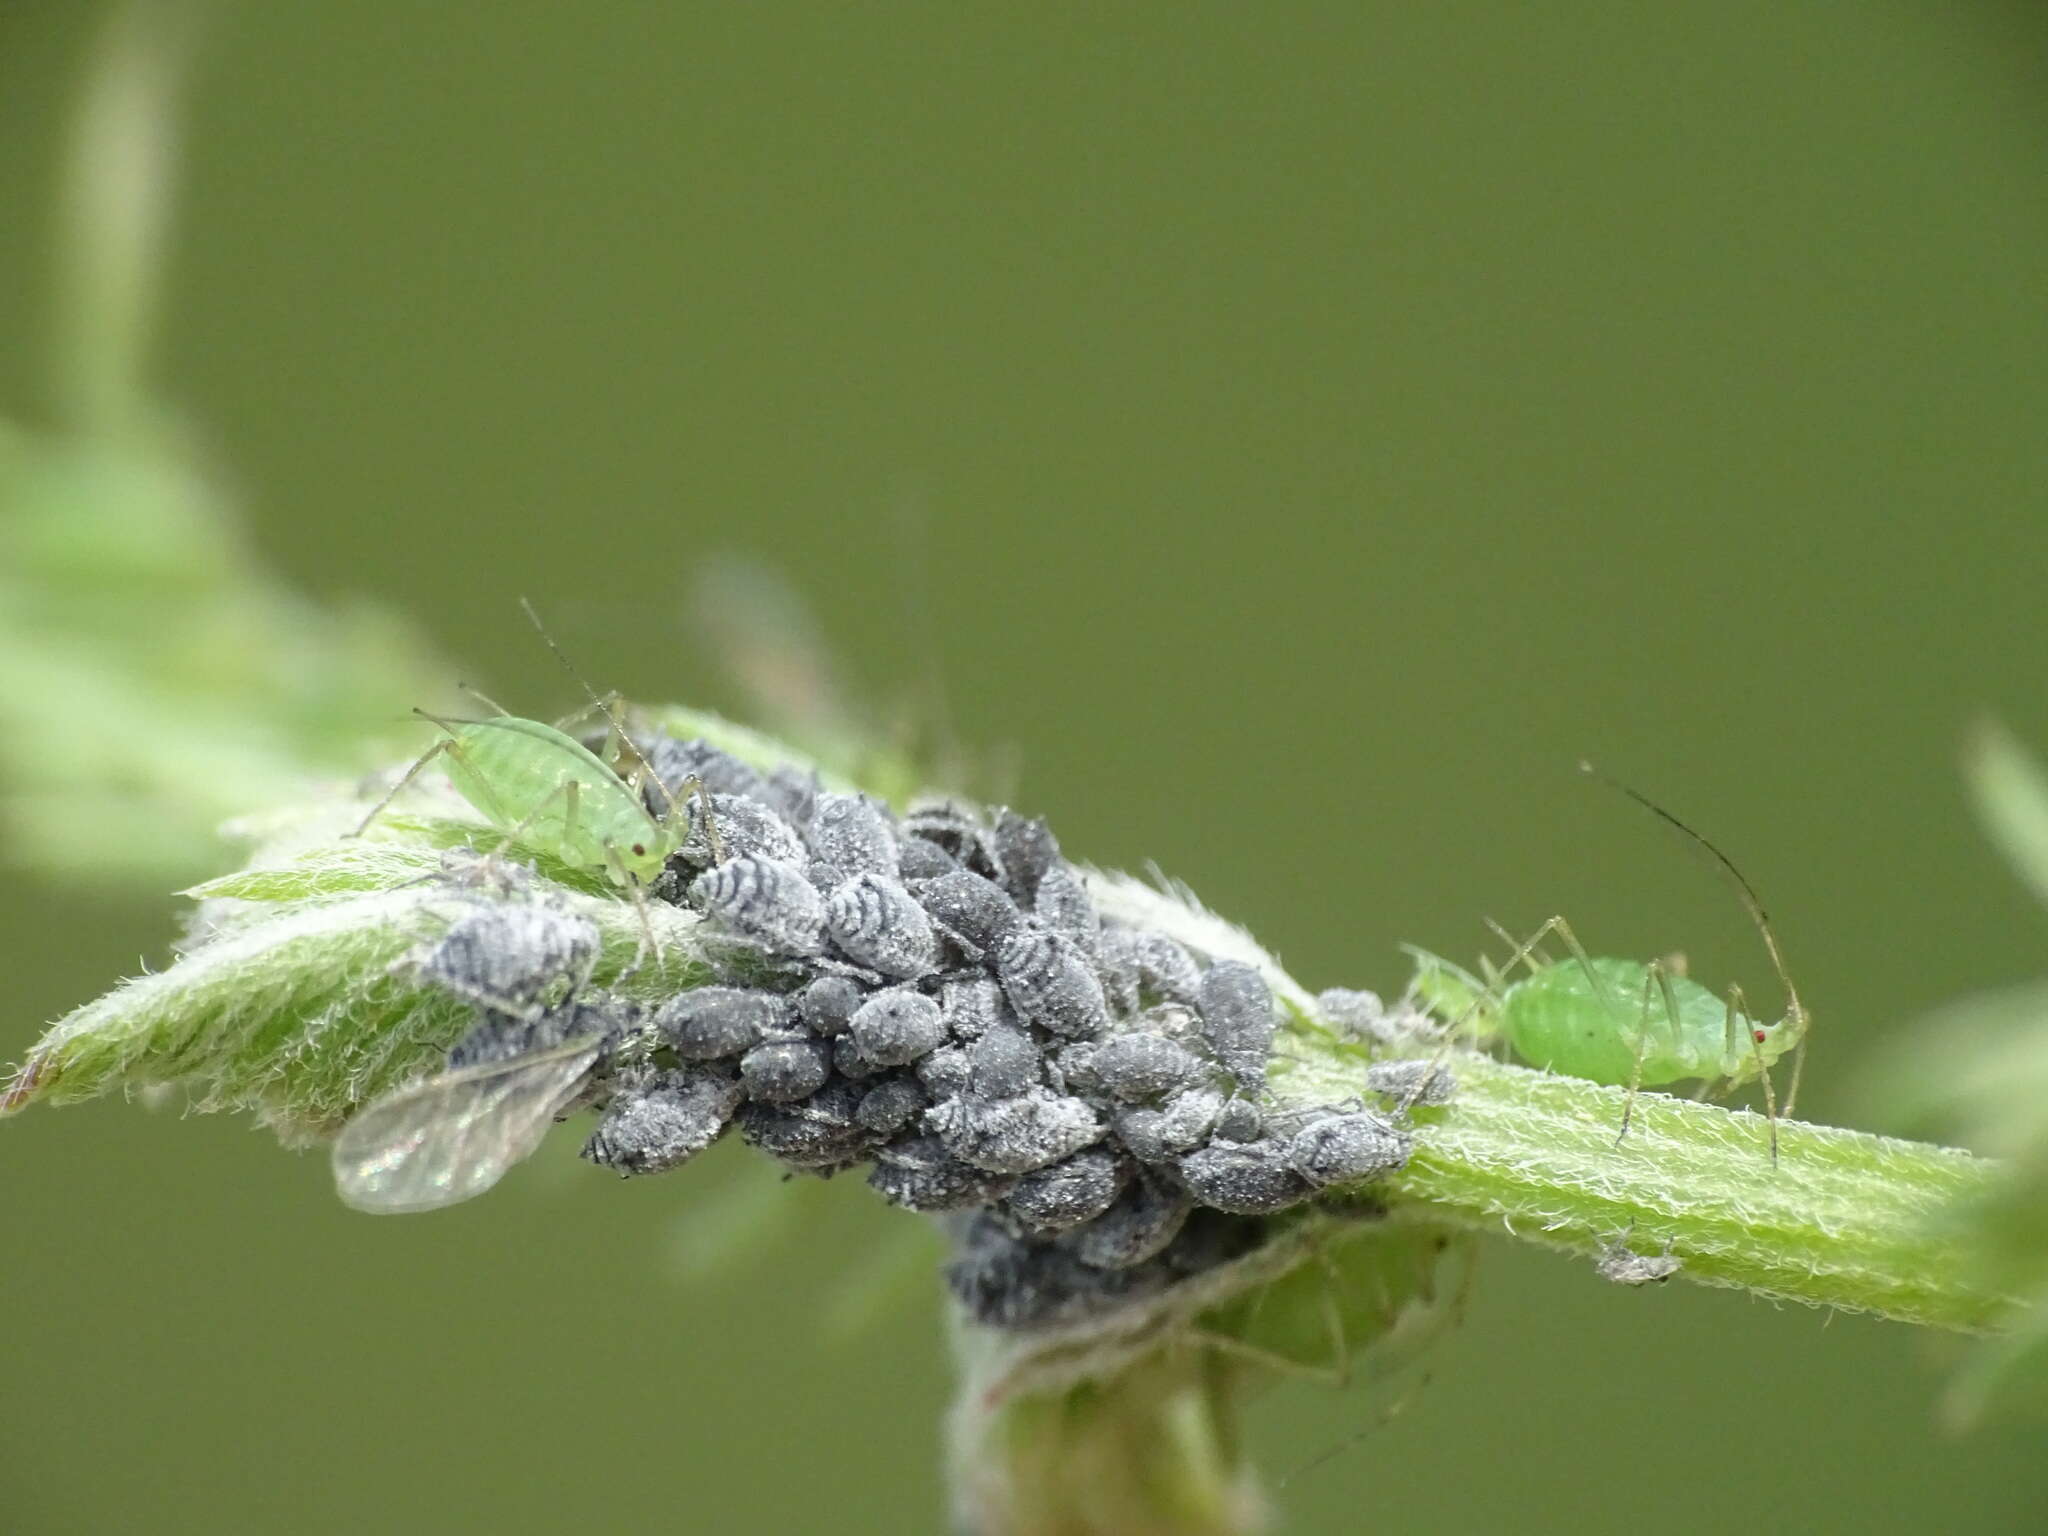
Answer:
914 1043 973 1098
1198 960 1277 1093
1065 1173 1192 1270
1033 863 1100 951
1285 1112 1412 1189
1595 1237 1683 1286
849 987 948 1066
679 792 807 868
739 1038 835 1103
913 870 1022 958
762 764 822 827
833 1032 883 1080
689 856 828 956
1003 1148 1128 1233
1117 1089 1224 1164
654 987 793 1061
445 992 627 1071
1317 986 1440 1047
1211 1098 1263 1144
855 1076 929 1136
413 903 600 1021
868 1133 1017 1211
925 1089 1105 1175
996 928 1109 1039
1365 1058 1458 1107
1050 1041 1102 1096
992 810 1061 901
1090 1032 1205 1102
896 836 959 880
635 733 771 810
1178 1140 1312 1214
941 978 1015 1041
583 1065 743 1175
807 793 901 881
826 873 940 978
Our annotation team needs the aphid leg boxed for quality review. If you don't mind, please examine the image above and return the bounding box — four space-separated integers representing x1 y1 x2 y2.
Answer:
1729 980 1782 1164
350 731 452 837
598 840 661 981
1613 961 1680 1146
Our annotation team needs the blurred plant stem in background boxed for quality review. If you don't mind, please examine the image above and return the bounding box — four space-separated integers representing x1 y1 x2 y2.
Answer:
0 0 451 890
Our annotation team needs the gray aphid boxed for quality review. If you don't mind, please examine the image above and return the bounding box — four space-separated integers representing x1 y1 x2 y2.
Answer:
925 1089 1104 1175
1364 1058 1457 1107
1112 1105 1172 1164
914 1043 973 1099
1124 930 1204 1007
1210 1097 1264 1143
968 1024 1043 1100
636 734 770 810
583 1065 743 1176
1002 1148 1128 1233
676 792 807 868
445 990 627 1071
1197 961 1277 1092
762 764 822 827
736 1079 870 1167
904 798 996 872
832 1032 883 1080
1594 1236 1683 1286
1317 987 1439 1047
414 903 600 1021
1180 1139 1312 1214
849 987 948 1067
913 869 1022 958
807 793 900 881
855 1077 929 1136
739 1038 835 1103
896 837 960 880
992 810 1060 901
946 1217 1158 1330
1032 863 1099 950
868 1134 1016 1212
1090 1032 1205 1102
996 928 1109 1039
1048 1041 1102 1096
1065 1173 1192 1270
797 974 865 1035
654 987 793 1061
1287 1112 1411 1189
826 873 940 978
1117 1087 1224 1163
940 977 1014 1041
689 856 828 956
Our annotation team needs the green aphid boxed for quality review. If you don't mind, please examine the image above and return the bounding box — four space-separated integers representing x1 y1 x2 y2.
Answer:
357 710 692 887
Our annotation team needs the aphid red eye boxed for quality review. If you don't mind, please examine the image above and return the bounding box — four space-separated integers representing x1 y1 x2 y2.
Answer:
1752 1029 1768 1043
632 842 647 856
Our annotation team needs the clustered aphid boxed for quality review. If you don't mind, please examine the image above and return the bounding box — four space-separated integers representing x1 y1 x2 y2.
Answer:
348 735 1446 1330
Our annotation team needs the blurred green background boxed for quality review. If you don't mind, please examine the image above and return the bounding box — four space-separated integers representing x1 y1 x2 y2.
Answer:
4 3 2048 1531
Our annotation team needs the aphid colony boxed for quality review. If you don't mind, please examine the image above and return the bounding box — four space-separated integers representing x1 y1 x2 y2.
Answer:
335 725 1431 1331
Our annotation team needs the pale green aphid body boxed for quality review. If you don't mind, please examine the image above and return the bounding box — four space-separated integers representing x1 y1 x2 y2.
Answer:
363 712 681 886
1407 941 1803 1092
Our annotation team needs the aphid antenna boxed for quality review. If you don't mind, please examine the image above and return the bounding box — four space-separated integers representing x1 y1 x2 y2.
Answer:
1577 759 1810 1115
518 596 724 862
454 680 517 718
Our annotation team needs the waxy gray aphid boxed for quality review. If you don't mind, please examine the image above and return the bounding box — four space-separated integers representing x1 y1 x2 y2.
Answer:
445 991 627 1071
739 1038 835 1103
637 734 770 810
967 1023 1042 1101
1048 1040 1102 1096
689 856 828 956
1287 1112 1411 1189
903 798 996 872
1209 1097 1264 1143
996 928 1109 1039
679 791 807 868
1115 1087 1225 1165
913 869 1021 958
1119 930 1204 1008
849 987 948 1067
1364 1058 1457 1107
1317 987 1439 1048
1032 862 1099 950
1594 1237 1683 1286
833 1032 883 1080
855 1076 929 1137
736 1079 871 1168
1003 1147 1128 1233
896 836 959 881
797 974 865 1035
868 1133 1016 1212
806 792 900 881
583 1064 743 1176
1179 1139 1312 1214
763 763 822 827
654 986 794 1061
914 1043 972 1099
1065 1172 1193 1270
946 1215 1161 1329
1090 1032 1205 1102
1197 960 1277 1092
992 810 1060 901
826 873 940 978
940 977 1013 1041
925 1089 1104 1175
414 903 600 1021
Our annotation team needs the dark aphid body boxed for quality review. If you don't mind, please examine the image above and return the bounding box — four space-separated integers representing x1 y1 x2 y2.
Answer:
1090 1032 1205 1102
1364 1058 1457 1108
1197 960 1277 1093
925 1089 1104 1175
1065 1173 1192 1270
738 1038 835 1103
689 856 828 957
654 987 793 1061
736 1079 870 1167
584 1064 743 1175
825 873 940 978
868 1134 1016 1212
849 988 948 1066
414 903 601 1022
1178 1140 1311 1215
679 792 806 868
1003 1147 1127 1233
1032 863 1099 951
855 1077 929 1136
895 837 960 881
991 811 1060 901
796 974 864 1035
996 928 1109 1039
638 734 770 809
913 870 1022 959
1285 1112 1411 1190
967 1023 1042 1100
806 793 900 881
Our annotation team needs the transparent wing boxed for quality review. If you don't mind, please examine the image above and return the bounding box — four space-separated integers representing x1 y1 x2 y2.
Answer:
331 1038 603 1214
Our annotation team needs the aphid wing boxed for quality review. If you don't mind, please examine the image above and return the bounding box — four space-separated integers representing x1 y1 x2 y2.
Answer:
332 1039 603 1214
